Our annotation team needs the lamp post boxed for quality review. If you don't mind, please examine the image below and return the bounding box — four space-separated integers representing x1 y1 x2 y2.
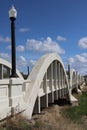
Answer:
9 6 17 77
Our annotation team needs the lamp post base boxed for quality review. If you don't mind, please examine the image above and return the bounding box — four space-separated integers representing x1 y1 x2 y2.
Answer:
10 73 18 78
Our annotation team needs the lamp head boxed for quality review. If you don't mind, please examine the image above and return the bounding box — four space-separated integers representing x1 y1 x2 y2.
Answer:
9 6 17 19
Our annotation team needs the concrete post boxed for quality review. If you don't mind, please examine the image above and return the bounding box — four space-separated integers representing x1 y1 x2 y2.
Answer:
43 72 48 107
54 60 58 100
38 96 41 114
9 78 24 115
51 63 54 103
58 63 61 98
61 69 64 97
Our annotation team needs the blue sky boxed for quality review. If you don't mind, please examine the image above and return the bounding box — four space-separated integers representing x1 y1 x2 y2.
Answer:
0 0 87 75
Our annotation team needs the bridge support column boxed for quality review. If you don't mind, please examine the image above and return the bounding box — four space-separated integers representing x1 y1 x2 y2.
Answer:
38 96 41 114
58 63 61 98
60 66 64 98
61 69 64 97
54 61 58 100
33 96 41 114
43 73 48 107
50 63 54 103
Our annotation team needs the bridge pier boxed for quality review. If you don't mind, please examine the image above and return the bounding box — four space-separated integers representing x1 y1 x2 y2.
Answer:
46 94 48 107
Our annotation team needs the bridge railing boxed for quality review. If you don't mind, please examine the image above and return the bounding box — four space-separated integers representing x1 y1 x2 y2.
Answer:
0 54 85 120
0 58 24 79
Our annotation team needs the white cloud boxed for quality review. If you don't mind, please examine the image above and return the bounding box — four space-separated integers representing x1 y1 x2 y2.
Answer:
28 59 36 72
7 45 11 50
19 28 29 32
26 37 65 54
78 36 87 49
75 54 87 63
7 45 25 52
68 53 87 75
29 59 36 66
82 53 87 57
57 35 67 41
17 45 25 52
0 36 11 43
20 56 27 63
0 53 10 61
16 55 36 73
68 57 74 63
17 56 27 68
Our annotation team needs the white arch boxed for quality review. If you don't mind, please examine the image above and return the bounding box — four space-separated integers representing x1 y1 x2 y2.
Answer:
70 69 76 86
23 53 69 118
0 58 23 79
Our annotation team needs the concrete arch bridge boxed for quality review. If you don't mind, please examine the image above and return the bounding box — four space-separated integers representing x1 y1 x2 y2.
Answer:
0 53 84 120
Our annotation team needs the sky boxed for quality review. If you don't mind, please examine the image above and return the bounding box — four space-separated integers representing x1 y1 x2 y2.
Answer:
0 0 87 75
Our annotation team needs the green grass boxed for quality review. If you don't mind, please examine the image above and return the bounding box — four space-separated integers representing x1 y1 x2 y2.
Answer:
65 92 87 123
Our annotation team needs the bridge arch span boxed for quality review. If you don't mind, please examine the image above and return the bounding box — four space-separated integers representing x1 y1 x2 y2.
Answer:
24 53 69 119
70 69 84 93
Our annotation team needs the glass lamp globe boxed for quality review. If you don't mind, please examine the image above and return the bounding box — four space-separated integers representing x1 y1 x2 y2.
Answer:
9 6 17 18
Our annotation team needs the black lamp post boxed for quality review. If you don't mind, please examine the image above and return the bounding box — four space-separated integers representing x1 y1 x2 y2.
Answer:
9 6 17 77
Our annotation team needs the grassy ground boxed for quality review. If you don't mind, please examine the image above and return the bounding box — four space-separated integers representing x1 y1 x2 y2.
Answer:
65 92 87 121
0 105 84 130
64 89 87 129
0 86 87 130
